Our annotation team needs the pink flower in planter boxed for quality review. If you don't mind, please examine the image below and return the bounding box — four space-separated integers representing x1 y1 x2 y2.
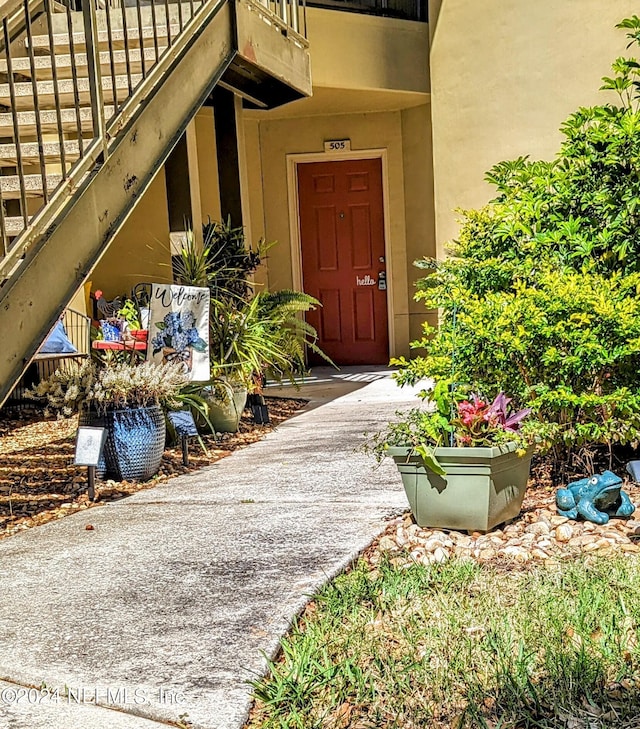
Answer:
484 392 531 432
455 391 531 446
457 394 487 426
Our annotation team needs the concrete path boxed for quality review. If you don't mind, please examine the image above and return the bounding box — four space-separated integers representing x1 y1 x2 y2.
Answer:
0 368 419 729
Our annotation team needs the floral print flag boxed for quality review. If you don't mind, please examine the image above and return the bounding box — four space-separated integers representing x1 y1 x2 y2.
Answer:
147 284 210 381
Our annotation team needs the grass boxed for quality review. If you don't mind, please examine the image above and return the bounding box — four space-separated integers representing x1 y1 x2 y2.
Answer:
247 555 640 729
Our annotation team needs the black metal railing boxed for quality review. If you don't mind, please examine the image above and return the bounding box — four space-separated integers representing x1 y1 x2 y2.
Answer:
0 0 306 277
306 0 424 22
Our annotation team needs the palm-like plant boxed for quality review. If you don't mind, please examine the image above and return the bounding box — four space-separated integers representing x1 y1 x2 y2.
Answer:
171 227 212 288
171 220 333 394
173 219 270 300
210 290 332 389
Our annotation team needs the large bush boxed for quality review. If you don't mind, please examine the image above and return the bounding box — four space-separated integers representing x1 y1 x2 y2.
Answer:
395 17 640 466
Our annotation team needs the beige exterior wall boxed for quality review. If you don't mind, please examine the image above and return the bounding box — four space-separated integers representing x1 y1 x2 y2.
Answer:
91 168 172 299
194 106 222 223
244 118 270 292
401 102 437 344
307 8 429 93
429 0 640 254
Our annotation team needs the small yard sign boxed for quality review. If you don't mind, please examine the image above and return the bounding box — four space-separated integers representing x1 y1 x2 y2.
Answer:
167 410 199 466
167 410 198 438
74 426 107 467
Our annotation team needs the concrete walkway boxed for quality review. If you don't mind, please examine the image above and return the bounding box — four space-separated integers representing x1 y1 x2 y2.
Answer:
0 368 419 729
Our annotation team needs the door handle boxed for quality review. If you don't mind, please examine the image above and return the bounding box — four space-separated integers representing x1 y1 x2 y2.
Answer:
378 271 387 291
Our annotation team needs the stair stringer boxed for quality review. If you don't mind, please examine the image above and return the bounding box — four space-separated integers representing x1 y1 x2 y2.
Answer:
0 1 235 407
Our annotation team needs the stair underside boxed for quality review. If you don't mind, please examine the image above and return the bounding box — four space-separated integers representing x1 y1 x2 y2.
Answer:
0 0 312 408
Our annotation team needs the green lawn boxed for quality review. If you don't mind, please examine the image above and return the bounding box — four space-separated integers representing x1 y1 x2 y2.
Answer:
248 556 640 729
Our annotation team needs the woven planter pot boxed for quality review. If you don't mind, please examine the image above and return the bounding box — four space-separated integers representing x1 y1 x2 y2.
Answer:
388 443 534 532
80 404 166 482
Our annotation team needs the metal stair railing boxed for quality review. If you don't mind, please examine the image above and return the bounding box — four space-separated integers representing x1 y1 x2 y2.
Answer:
0 0 306 285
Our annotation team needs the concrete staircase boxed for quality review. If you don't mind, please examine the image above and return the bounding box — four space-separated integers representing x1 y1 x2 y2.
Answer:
0 0 311 407
0 2 190 242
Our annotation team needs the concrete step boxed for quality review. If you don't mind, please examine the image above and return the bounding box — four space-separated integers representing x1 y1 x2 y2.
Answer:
0 46 167 80
29 22 181 54
0 106 114 137
47 2 198 36
0 173 63 199
0 74 143 109
0 139 81 166
2 217 28 237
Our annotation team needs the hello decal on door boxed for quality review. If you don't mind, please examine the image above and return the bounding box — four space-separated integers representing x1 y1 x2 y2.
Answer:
356 274 376 286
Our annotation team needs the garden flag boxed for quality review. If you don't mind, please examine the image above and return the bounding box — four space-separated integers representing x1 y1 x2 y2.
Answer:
147 284 210 381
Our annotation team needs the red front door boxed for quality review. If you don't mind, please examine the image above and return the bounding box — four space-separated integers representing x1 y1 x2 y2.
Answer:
298 158 389 365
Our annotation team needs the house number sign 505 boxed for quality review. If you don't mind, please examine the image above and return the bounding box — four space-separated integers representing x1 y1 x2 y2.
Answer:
324 139 351 152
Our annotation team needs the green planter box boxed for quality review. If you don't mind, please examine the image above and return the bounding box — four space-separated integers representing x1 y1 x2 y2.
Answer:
388 443 534 532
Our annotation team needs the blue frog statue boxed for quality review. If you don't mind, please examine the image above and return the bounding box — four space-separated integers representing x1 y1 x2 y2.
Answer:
556 470 635 525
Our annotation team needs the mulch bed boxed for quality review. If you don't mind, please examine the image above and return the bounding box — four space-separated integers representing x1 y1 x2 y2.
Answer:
3 405 640 560
0 397 307 540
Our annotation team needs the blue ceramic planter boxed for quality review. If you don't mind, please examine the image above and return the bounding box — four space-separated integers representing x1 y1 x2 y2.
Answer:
80 405 165 481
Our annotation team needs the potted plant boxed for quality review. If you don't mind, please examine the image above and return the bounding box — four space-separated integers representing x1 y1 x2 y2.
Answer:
170 220 332 433
206 289 332 432
372 382 535 532
117 298 148 343
26 360 187 481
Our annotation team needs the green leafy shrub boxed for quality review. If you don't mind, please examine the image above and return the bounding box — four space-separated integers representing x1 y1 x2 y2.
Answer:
395 17 640 469
368 381 533 475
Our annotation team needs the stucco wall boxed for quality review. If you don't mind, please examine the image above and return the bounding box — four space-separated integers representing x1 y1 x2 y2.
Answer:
195 106 222 223
401 103 437 344
244 118 269 292
307 8 429 94
91 168 172 299
429 0 640 253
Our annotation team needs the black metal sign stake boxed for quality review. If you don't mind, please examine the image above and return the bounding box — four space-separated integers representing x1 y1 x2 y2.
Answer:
87 465 96 501
248 393 270 425
167 410 199 468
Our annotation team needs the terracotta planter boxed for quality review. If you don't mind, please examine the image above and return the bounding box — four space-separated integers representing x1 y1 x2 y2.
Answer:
388 442 534 532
